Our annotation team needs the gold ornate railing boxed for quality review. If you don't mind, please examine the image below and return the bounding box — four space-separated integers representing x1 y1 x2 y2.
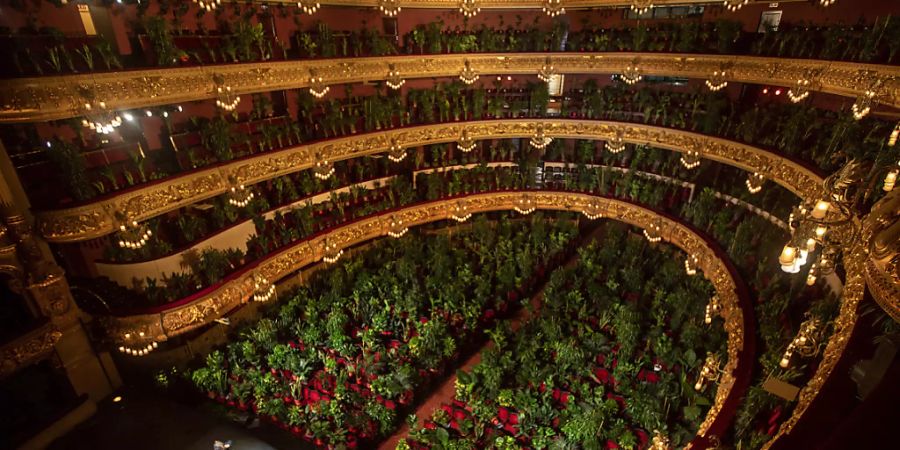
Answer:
0 322 62 378
260 0 745 8
101 190 748 445
37 118 823 243
3 52 897 123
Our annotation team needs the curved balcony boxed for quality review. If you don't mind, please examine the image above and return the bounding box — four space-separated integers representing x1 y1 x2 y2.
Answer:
100 189 753 448
3 52 897 123
36 118 825 243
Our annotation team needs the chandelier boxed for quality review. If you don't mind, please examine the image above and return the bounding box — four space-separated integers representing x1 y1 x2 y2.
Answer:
215 82 240 112
631 0 654 15
450 200 472 223
537 57 556 83
297 1 320 14
309 70 330 99
119 341 159 357
530 124 553 150
705 69 728 92
116 216 153 250
193 0 220 12
314 155 335 180
680 150 701 169
253 274 276 302
81 100 122 135
851 89 876 120
723 0 749 12
458 0 480 18
458 129 477 153
322 239 344 264
694 353 722 391
227 182 255 208
387 138 407 163
386 64 405 90
514 194 536 215
378 0 401 17
605 130 626 154
684 254 699 275
746 172 765 194
542 0 565 17
459 60 479 85
779 316 822 368
387 215 409 238
649 431 671 450
582 199 604 220
643 221 662 243
788 79 812 103
704 295 721 324
620 60 642 85
819 0 836 5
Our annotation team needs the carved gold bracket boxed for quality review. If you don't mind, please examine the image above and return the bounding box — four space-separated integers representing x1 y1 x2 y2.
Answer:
35 119 824 242
2 53 897 123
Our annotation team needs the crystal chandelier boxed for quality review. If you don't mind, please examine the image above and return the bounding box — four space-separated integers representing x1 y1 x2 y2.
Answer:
537 57 556 83
116 215 152 250
458 0 480 18
779 316 822 368
704 295 721 324
450 200 472 223
309 70 330 99
542 0 565 17
378 0 401 17
723 0 749 12
193 0 220 12
680 151 701 169
386 64 405 90
322 239 344 264
227 182 255 208
459 60 479 85
387 215 409 238
788 79 811 103
605 130 626 154
694 353 722 391
530 124 552 150
314 155 335 180
582 199 604 220
81 100 122 135
643 221 662 243
705 69 728 92
387 138 407 163
620 60 642 85
649 431 671 450
254 274 276 302
457 129 476 153
514 194 536 215
631 0 654 15
746 172 765 194
684 254 699 275
297 0 320 14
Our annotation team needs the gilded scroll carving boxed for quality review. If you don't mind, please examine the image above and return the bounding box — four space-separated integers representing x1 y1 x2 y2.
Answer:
0 324 62 378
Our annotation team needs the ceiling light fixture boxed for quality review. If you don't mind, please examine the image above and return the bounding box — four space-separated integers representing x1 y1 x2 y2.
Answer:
386 64 405 90
458 0 480 17
542 0 565 17
378 0 401 17
459 59 479 85
309 70 330 99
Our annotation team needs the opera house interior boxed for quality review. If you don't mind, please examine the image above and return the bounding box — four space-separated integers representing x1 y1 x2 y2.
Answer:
0 0 899 449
